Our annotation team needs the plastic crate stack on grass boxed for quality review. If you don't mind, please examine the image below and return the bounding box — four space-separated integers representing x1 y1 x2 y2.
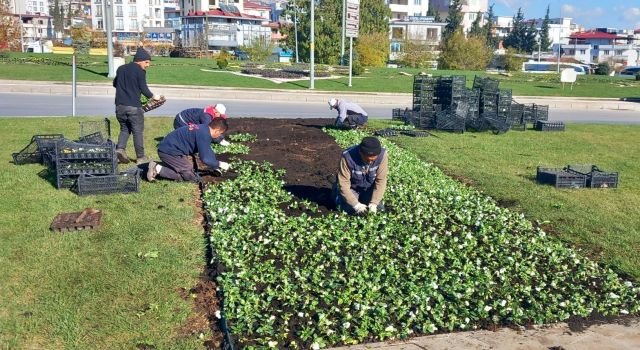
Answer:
412 75 439 129
12 134 65 165
54 140 117 189
508 102 527 131
536 167 587 189
566 164 619 188
497 89 513 118
75 167 141 196
78 118 111 144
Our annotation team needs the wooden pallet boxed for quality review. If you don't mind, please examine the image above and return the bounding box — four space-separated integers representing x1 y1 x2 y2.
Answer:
50 208 102 232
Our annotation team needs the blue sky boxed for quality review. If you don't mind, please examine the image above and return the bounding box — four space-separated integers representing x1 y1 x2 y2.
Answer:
491 0 640 30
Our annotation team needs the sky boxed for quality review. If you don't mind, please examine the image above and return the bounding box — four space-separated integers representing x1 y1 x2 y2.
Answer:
491 0 640 31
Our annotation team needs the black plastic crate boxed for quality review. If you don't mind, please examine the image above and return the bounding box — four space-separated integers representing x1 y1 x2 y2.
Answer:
75 168 141 196
12 140 41 165
483 115 511 134
537 167 587 188
56 140 116 160
536 120 565 131
435 111 465 133
57 174 79 189
79 118 111 144
565 164 619 188
56 159 117 176
590 171 619 188
534 104 550 121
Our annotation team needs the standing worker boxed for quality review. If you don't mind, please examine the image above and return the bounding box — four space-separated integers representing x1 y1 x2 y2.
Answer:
173 104 227 129
328 98 369 129
334 136 388 215
147 118 231 182
112 47 161 165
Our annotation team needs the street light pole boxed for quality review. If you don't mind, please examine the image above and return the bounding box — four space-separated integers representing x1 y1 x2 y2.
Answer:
536 33 541 62
310 0 315 89
340 0 345 65
104 0 115 78
294 1 299 63
556 31 561 73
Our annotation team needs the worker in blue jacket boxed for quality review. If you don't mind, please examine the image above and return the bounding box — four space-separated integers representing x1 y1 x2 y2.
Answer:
173 104 227 129
147 118 230 182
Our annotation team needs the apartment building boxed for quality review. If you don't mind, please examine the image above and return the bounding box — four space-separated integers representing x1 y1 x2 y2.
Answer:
388 0 431 21
431 0 487 33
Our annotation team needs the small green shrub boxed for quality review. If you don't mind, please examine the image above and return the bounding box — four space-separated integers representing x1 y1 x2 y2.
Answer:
595 62 612 75
351 60 364 75
217 57 229 69
636 72 640 81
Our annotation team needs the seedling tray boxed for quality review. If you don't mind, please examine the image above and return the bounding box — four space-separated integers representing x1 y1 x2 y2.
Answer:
142 96 166 112
536 120 565 131
50 208 102 232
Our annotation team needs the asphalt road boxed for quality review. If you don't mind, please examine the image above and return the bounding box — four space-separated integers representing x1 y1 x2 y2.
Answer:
0 93 638 124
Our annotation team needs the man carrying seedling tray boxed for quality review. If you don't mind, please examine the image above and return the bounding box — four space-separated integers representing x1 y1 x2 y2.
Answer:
113 47 161 165
147 118 231 182
334 136 388 215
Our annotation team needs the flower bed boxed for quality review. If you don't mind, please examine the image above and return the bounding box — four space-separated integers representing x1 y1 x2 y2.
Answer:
202 129 639 349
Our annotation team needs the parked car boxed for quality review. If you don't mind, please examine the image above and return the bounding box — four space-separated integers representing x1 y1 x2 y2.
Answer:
619 66 640 76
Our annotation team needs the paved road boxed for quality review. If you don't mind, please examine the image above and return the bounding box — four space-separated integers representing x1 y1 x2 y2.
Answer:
0 93 638 123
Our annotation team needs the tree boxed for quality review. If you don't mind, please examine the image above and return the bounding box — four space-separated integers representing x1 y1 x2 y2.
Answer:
468 11 483 38
355 31 389 67
483 4 498 49
51 0 64 38
595 62 612 75
503 8 536 53
241 36 275 62
538 5 552 51
499 49 527 72
71 24 92 55
397 41 435 68
427 3 442 22
439 29 492 70
442 0 463 41
281 0 389 64
0 0 22 51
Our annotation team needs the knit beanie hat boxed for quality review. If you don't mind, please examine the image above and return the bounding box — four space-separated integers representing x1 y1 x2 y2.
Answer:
359 137 382 156
133 47 151 62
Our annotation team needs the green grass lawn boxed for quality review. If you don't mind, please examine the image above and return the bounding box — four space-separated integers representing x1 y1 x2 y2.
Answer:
1 52 639 98
0 117 207 349
370 121 640 280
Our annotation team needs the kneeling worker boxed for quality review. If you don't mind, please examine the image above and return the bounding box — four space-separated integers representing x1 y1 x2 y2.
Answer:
147 118 230 182
173 104 230 146
328 97 368 129
173 104 227 129
335 136 388 215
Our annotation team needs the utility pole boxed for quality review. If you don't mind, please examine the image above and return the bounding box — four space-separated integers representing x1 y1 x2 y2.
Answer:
556 31 561 73
104 0 115 78
309 0 315 89
294 1 299 63
340 0 345 65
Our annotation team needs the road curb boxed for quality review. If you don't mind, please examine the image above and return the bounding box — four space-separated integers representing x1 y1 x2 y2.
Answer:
1 80 639 111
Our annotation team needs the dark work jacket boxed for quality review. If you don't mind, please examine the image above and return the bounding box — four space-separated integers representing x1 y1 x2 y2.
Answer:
113 62 153 107
158 124 220 169
174 108 212 128
343 146 386 193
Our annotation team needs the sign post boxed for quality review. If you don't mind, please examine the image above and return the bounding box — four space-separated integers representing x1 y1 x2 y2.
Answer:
345 0 359 87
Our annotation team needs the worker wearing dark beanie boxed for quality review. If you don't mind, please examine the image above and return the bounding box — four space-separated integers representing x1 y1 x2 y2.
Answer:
133 47 151 62
112 46 160 165
334 136 389 215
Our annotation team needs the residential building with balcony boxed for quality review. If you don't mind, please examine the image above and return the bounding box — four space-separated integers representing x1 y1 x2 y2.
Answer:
11 0 50 15
561 31 640 66
387 0 430 21
15 13 54 49
91 0 165 34
431 0 487 33
388 16 445 66
181 9 270 52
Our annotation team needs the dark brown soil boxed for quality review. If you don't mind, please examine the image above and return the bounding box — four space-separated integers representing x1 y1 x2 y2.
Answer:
198 118 343 214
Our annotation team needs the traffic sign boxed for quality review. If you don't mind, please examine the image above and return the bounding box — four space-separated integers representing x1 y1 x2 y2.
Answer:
346 0 360 38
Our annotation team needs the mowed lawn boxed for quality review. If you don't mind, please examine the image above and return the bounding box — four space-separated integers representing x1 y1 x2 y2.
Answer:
372 121 640 280
1 52 640 97
0 118 207 349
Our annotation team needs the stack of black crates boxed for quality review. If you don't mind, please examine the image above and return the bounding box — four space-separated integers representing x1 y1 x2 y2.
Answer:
11 119 141 195
393 75 552 134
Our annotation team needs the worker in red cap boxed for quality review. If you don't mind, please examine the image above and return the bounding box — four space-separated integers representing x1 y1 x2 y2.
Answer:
173 104 230 146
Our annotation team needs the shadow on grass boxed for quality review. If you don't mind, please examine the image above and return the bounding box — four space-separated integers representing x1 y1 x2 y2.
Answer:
37 168 58 189
534 85 558 89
